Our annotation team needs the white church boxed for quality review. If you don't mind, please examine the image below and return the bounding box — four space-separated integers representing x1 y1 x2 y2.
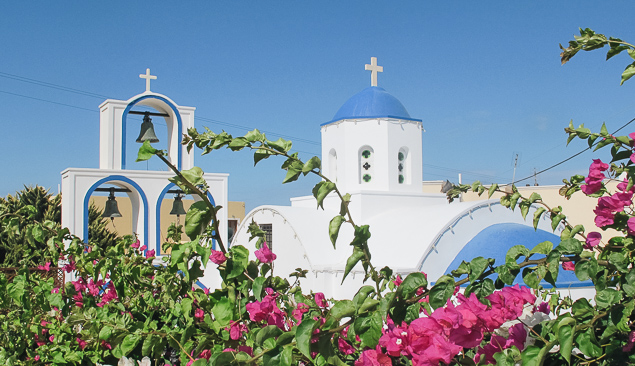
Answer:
232 58 592 299
59 62 591 298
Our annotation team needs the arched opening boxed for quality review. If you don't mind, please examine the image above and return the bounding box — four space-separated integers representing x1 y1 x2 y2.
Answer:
156 183 217 255
359 145 374 184
121 95 183 171
83 176 149 253
328 149 338 183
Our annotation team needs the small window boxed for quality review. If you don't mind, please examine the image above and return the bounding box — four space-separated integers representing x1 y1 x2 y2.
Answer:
398 147 408 184
259 223 273 246
359 146 374 184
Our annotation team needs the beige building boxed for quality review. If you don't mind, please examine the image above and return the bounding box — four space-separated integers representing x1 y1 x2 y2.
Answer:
423 180 618 240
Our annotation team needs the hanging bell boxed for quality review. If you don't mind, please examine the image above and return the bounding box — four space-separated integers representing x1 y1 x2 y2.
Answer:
102 190 122 218
170 194 186 216
136 112 160 143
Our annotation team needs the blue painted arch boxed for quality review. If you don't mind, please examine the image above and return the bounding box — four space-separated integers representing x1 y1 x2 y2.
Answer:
155 183 218 254
445 223 592 288
83 175 149 253
122 95 183 170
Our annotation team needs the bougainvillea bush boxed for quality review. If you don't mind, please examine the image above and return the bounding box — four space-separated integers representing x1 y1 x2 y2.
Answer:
3 28 635 365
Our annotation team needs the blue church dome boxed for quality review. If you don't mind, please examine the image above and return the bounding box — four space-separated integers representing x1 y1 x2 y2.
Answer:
445 223 592 288
323 86 421 125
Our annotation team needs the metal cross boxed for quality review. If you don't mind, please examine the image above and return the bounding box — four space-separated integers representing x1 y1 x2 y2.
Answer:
365 57 383 87
139 68 157 92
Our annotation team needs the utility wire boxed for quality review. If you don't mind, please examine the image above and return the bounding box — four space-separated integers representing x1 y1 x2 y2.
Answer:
511 116 635 185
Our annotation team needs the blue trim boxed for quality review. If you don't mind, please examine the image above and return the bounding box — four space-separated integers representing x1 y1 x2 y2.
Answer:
155 183 217 253
122 95 183 170
195 280 207 290
321 115 422 126
83 175 149 253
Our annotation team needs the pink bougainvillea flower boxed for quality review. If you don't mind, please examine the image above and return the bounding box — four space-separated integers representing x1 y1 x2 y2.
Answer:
537 301 550 314
139 245 147 252
355 346 392 366
76 337 87 350
255 242 277 263
131 239 140 249
199 349 212 360
37 262 51 271
51 287 59 294
292 302 310 322
63 261 76 273
245 295 286 329
73 293 83 307
562 261 575 271
48 335 54 343
585 232 602 249
581 159 608 195
194 309 205 322
229 321 248 340
393 275 403 287
97 282 118 307
338 337 355 355
209 250 227 264
145 249 156 258
314 292 328 308
100 340 112 349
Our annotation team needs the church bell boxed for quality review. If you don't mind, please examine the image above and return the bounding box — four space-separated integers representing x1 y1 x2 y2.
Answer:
136 112 160 143
170 194 186 216
102 188 122 219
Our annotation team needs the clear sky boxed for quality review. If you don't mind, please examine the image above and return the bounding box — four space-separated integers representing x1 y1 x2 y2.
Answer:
2 2 635 212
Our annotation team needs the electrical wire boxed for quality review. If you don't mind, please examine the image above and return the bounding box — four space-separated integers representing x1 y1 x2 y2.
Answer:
511 116 635 185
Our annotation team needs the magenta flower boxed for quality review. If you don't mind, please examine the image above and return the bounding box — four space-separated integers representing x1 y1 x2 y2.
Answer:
245 295 285 329
76 337 87 350
209 250 227 264
314 292 328 308
194 309 205 322
139 244 147 251
581 159 608 195
355 346 392 366
585 232 602 249
338 338 355 355
255 242 277 263
229 321 248 340
145 249 156 258
131 239 140 249
393 275 403 287
37 262 51 271
628 218 635 236
562 261 575 271
623 330 635 352
63 261 76 273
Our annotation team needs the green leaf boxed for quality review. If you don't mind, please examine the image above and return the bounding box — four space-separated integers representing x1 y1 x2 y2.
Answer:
121 333 142 356
282 166 302 184
226 245 249 279
99 326 113 340
352 286 375 310
551 213 566 231
302 156 321 174
533 207 546 229
530 241 553 255
212 297 233 326
267 137 293 153
558 324 574 364
355 312 383 348
556 238 582 255
519 201 531 220
506 245 529 264
296 319 317 360
468 257 490 283
572 298 594 320
312 181 336 209
575 327 603 358
429 275 455 309
342 247 364 283
329 216 345 249
328 300 355 320
621 62 635 85
253 276 266 301
184 201 213 240
228 137 249 151
256 325 283 346
396 272 428 299
254 148 274 165
488 184 498 198
244 129 264 142
136 141 159 162
595 288 621 309
574 258 598 282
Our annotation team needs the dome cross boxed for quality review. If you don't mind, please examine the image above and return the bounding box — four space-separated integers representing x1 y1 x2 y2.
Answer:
365 57 383 87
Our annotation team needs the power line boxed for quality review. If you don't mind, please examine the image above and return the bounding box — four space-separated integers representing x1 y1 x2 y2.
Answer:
0 72 108 99
512 116 635 185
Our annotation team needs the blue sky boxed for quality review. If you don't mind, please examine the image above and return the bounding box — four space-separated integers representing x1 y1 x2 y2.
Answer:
2 2 635 211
